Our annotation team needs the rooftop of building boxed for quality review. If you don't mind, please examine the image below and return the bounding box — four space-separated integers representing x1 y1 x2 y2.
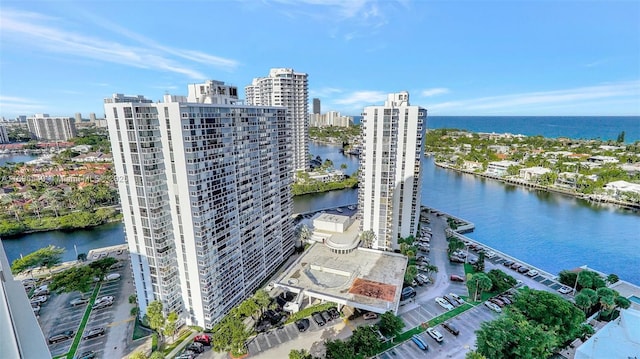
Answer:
574 308 640 359
275 215 407 314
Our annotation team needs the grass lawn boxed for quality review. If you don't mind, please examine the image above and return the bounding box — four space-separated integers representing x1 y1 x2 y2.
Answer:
162 330 193 356
133 319 153 340
64 283 101 359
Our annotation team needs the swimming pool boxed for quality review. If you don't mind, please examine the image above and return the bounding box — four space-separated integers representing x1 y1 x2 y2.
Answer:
629 295 640 305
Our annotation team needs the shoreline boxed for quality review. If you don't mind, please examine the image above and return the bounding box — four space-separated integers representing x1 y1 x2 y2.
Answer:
0 211 122 239
434 162 640 212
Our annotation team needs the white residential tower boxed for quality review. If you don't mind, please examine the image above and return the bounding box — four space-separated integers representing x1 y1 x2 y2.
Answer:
358 92 426 250
104 80 294 329
245 68 309 173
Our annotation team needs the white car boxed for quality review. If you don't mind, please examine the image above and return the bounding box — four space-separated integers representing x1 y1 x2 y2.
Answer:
485 251 497 259
105 273 121 281
95 295 115 304
70 297 90 306
435 297 454 310
426 327 444 342
449 293 464 304
557 286 572 294
484 301 502 313
526 270 539 277
31 295 48 304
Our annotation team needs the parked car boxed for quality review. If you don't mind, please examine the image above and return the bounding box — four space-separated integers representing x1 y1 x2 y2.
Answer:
95 295 115 304
82 327 105 340
416 274 430 285
328 307 340 319
70 297 90 306
435 297 454 310
92 299 113 310
48 330 75 344
193 334 212 345
450 275 465 282
489 298 506 307
510 263 522 270
502 260 514 267
449 293 464 305
320 310 332 323
295 318 310 332
401 287 416 301
33 288 50 296
30 295 48 304
449 256 465 263
109 261 125 270
498 296 512 305
411 335 429 351
484 301 502 313
75 350 96 359
558 286 572 294
186 342 205 353
363 312 378 320
443 295 459 307
32 305 40 314
485 251 497 259
104 273 121 281
526 269 539 277
426 327 444 342
442 322 460 336
312 312 325 326
517 267 530 274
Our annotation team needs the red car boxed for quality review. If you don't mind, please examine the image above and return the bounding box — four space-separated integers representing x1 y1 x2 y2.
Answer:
194 334 212 346
450 275 465 282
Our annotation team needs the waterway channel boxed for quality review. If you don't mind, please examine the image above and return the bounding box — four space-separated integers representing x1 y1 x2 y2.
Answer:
2 146 638 285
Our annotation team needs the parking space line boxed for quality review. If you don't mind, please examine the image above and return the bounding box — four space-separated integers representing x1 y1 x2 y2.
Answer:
107 317 135 327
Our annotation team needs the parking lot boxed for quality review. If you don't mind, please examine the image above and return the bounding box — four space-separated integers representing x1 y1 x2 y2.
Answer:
32 245 132 358
377 304 499 359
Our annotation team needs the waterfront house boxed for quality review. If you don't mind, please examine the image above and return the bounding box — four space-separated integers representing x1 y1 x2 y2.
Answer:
519 167 551 181
603 180 640 199
486 160 519 177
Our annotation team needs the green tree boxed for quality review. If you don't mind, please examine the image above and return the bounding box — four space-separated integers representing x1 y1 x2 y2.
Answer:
325 339 356 359
49 266 96 298
163 311 178 341
77 253 87 262
253 289 272 316
512 288 585 342
465 351 487 359
467 273 493 301
238 297 260 320
350 325 383 357
421 263 438 279
574 292 593 315
614 296 631 311
404 265 418 284
289 349 313 359
146 301 166 336
473 251 485 272
378 311 404 337
129 351 148 359
11 245 65 274
89 257 118 280
149 352 165 359
607 273 619 284
486 269 517 293
447 237 465 256
475 310 558 359
360 230 376 248
616 131 625 143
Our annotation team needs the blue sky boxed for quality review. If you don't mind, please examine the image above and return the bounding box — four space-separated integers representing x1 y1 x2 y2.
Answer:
0 0 639 118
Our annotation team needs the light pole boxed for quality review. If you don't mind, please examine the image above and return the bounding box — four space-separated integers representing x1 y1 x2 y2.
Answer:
572 271 582 296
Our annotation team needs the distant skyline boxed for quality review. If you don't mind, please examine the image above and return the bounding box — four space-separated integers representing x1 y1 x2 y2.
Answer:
0 0 639 118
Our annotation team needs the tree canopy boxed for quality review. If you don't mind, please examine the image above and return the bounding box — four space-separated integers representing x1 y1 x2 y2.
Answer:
146 301 166 334
377 311 404 337
11 245 65 274
486 269 517 293
49 265 96 297
467 272 493 301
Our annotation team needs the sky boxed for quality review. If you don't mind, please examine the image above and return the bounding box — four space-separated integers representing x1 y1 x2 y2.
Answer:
0 0 639 118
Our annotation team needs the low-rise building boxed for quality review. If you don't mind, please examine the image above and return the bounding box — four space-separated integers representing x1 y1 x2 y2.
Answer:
574 308 640 359
587 155 619 164
307 170 346 183
603 180 640 198
486 160 519 176
519 166 551 181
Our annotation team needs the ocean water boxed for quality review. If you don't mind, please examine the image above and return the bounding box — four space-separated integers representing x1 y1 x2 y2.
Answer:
353 116 639 143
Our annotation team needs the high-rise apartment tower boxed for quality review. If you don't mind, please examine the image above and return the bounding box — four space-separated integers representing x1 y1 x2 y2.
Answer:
27 114 77 141
358 92 426 250
312 98 321 114
104 80 294 329
245 68 309 172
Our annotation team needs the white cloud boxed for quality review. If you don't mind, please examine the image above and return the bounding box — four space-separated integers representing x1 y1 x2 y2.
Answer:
420 88 450 97
333 90 388 106
309 87 343 98
427 81 640 115
0 96 45 114
0 9 239 80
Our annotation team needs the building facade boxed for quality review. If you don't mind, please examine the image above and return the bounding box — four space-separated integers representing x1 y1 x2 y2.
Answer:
312 98 321 114
104 80 294 329
0 245 51 358
0 125 9 143
358 92 426 251
245 68 309 172
27 114 77 141
309 111 353 128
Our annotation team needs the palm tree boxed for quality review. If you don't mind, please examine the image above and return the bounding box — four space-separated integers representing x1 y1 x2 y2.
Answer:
1 193 22 221
25 190 42 220
41 189 64 217
360 230 376 249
